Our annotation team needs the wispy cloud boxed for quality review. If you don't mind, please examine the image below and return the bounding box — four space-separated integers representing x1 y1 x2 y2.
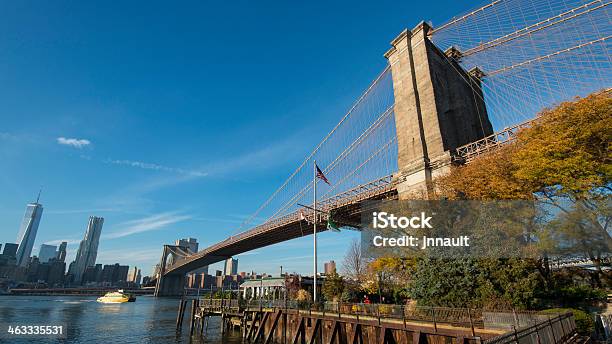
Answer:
41 212 189 248
103 212 191 239
49 212 191 245
57 137 91 148
105 159 208 177
0 132 17 140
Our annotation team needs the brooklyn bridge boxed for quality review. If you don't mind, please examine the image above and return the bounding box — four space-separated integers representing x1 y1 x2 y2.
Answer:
154 0 611 297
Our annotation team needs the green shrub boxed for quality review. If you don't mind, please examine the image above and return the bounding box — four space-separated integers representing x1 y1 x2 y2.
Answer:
539 308 594 335
555 286 608 302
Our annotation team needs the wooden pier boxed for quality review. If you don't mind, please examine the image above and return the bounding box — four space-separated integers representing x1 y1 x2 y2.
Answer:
176 298 581 343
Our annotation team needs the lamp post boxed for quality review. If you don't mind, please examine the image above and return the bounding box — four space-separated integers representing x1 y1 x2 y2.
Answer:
377 271 382 304
313 161 318 303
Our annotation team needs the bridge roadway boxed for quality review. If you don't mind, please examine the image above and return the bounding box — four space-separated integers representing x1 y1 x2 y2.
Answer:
164 174 398 276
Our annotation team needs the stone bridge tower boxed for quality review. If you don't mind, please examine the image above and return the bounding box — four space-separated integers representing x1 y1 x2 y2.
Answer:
384 22 493 198
154 245 187 297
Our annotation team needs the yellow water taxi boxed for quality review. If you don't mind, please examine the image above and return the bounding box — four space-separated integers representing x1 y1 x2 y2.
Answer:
96 290 136 303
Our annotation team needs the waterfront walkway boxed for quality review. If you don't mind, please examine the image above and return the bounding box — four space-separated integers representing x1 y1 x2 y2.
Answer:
176 298 579 343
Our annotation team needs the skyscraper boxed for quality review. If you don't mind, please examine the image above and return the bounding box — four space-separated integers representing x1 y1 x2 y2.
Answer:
71 216 104 283
324 260 336 275
224 258 238 276
197 265 209 275
127 266 137 282
38 244 58 263
127 266 142 285
2 243 18 258
15 200 44 267
135 269 141 285
46 260 66 287
100 263 128 285
175 238 198 253
56 241 67 262
174 238 203 273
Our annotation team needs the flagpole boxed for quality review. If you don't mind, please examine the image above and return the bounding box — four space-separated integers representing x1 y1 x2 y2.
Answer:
313 160 318 303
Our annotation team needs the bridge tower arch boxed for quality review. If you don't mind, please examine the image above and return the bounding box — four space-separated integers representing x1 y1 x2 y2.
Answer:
154 245 187 297
384 22 493 198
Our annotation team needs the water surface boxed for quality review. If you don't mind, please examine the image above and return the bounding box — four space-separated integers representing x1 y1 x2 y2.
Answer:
0 295 241 343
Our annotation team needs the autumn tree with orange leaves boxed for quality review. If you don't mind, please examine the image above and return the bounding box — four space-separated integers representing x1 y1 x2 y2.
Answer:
402 92 612 308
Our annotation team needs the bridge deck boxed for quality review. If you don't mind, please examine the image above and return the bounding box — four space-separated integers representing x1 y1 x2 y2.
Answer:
164 175 397 274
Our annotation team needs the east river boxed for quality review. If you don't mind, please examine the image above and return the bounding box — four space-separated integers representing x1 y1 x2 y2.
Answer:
0 295 242 343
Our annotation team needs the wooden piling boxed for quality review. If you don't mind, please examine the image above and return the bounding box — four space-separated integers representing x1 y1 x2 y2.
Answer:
176 299 187 332
199 315 205 336
189 299 198 336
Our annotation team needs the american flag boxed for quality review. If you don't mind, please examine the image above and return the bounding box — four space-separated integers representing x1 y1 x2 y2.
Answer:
315 164 330 185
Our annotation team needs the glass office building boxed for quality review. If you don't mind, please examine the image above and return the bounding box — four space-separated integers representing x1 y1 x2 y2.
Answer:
15 202 44 267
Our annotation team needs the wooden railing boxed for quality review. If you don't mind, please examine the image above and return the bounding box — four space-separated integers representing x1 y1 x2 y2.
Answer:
484 312 579 343
194 298 572 335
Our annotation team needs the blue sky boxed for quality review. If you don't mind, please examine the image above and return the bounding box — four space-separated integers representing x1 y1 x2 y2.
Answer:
0 1 482 276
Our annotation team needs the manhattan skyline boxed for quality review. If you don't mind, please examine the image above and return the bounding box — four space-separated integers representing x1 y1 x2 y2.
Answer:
0 0 470 275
